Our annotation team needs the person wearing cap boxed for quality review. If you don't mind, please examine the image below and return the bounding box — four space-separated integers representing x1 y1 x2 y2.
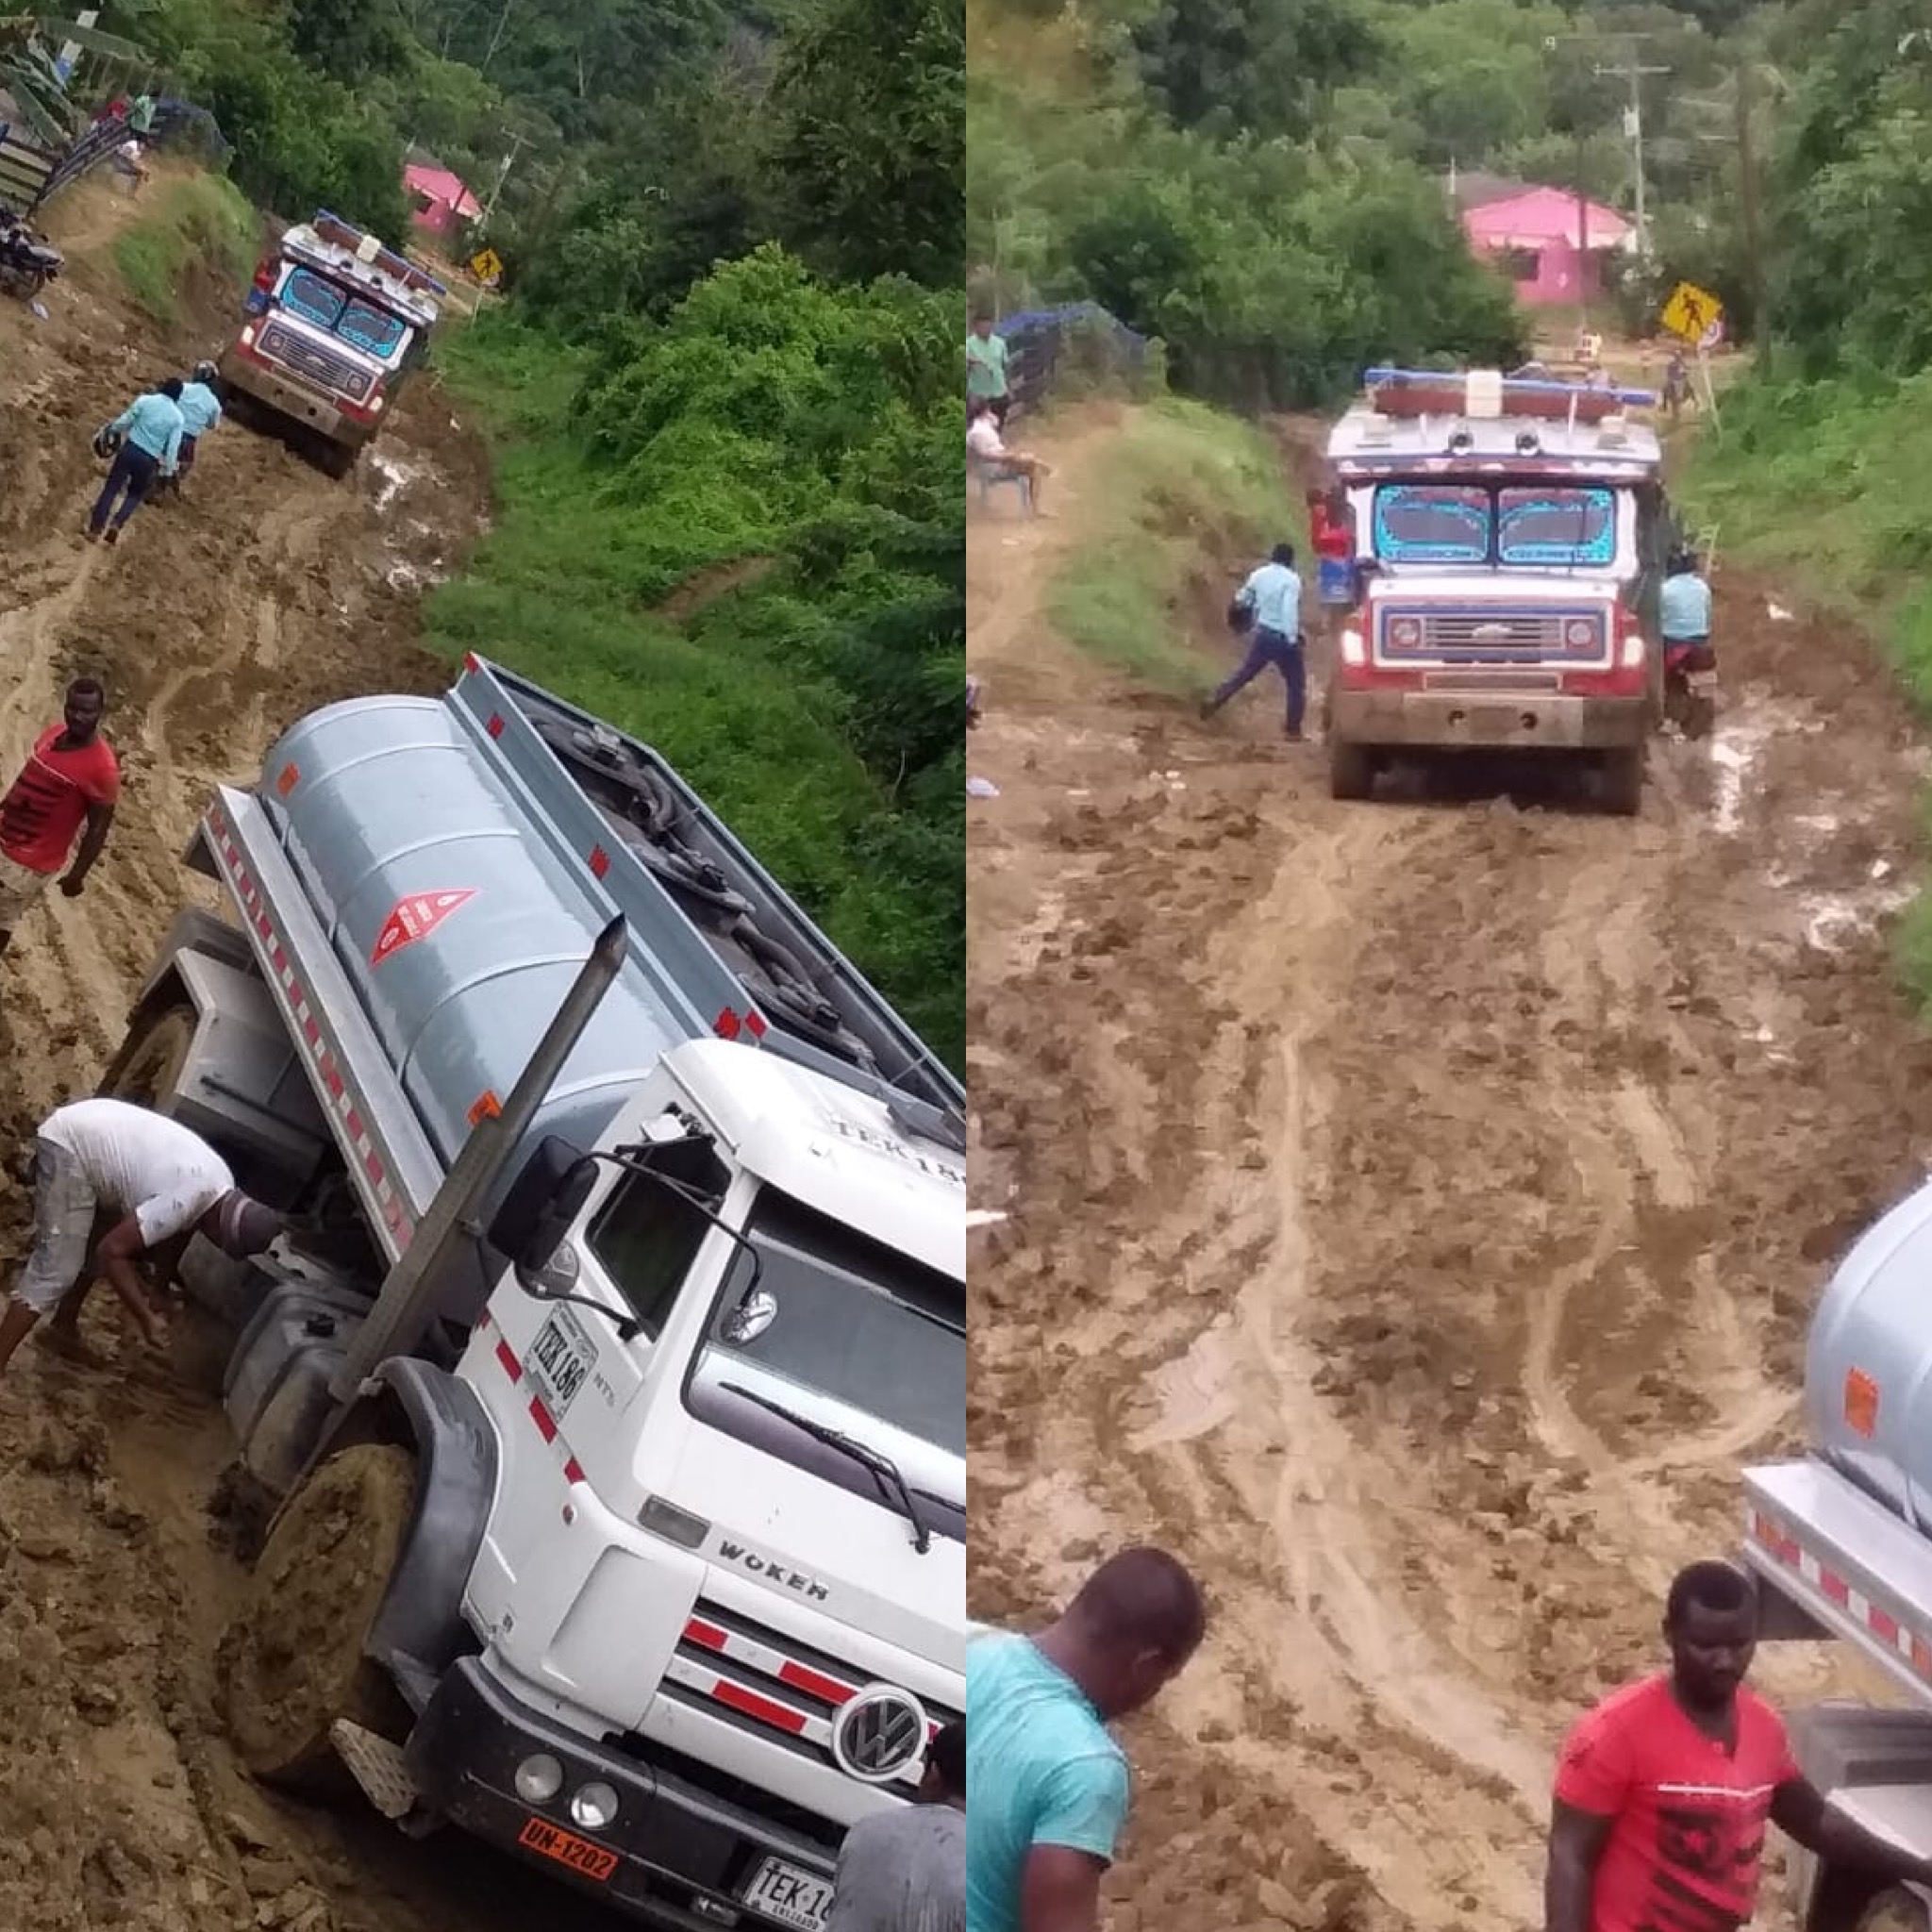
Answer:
0 1095 285 1377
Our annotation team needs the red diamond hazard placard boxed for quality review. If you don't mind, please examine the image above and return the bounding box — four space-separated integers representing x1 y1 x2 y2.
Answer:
371 889 477 966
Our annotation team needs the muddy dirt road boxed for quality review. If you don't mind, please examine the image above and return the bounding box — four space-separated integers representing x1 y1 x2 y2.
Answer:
968 410 1932 1930
0 176 636 1929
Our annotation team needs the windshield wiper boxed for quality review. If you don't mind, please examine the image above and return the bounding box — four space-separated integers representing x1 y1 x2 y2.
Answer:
722 1381 932 1554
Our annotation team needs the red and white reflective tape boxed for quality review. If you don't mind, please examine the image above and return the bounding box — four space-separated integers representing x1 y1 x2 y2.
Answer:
208 807 412 1248
476 1309 585 1486
683 1612 860 1709
665 1653 833 1747
1749 1507 1932 1681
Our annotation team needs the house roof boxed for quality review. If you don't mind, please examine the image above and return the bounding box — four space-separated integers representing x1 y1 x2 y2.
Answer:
1445 170 1530 213
1462 186 1632 249
404 161 482 220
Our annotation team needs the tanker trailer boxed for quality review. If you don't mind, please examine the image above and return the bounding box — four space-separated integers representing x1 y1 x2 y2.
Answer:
97 654 966 1930
1740 1177 1932 1932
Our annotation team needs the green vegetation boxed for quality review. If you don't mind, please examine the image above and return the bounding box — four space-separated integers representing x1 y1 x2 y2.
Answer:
1048 401 1282 690
109 172 258 320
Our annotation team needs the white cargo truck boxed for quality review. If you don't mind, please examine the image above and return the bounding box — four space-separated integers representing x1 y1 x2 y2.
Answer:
101 654 966 1931
1740 1180 1932 1932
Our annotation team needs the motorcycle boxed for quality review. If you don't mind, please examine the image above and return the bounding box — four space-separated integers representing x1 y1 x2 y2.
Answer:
1663 638 1719 741
0 211 63 298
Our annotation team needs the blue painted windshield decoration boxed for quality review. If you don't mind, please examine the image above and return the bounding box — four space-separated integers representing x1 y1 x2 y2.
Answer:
1498 486 1616 567
1373 485 1491 563
277 268 408 359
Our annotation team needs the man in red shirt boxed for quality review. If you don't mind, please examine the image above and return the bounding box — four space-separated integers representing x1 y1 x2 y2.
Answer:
0 678 119 956
1547 1561 1932 1932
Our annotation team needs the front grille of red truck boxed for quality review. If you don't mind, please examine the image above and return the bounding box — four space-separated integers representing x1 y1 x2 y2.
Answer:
258 323 374 401
662 1597 961 1788
1379 606 1606 660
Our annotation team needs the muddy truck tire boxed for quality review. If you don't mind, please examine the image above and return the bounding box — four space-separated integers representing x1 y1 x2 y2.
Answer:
223 1441 419 1798
1329 737 1374 802
100 1003 194 1108
1599 744 1645 817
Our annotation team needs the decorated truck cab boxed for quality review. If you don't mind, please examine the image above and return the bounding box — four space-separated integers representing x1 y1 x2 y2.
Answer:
224 209 442 478
1322 366 1674 815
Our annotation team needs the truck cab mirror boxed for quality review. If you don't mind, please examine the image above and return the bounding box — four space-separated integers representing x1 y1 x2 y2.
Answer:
490 1136 598 1279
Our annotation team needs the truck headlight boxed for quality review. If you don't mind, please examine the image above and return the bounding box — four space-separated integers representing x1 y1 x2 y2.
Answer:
570 1781 620 1831
1341 626 1366 667
514 1754 564 1803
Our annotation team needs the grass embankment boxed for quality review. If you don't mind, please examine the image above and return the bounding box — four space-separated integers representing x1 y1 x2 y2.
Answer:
428 311 962 1071
110 173 258 323
1047 398 1287 691
1679 371 1932 1005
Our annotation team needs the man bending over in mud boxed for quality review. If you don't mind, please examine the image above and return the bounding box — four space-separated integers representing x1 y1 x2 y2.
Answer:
0 1096 285 1378
1547 1559 1932 1932
967 1546 1205 1932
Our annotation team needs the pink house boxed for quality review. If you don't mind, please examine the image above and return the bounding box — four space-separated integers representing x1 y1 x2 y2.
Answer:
404 162 482 244
1460 187 1633 309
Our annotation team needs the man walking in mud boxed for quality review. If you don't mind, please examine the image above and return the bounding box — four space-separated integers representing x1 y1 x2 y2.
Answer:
0 677 119 958
967 1546 1205 1932
87 378 183 542
1201 541 1307 740
1546 1560 1932 1932
0 1095 285 1377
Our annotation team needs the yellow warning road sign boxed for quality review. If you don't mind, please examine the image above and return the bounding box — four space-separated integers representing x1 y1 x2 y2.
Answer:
1659 280 1723 343
469 247 503 284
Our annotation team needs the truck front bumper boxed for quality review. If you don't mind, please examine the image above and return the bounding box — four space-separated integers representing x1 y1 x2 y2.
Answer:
405 1656 839 1931
218 353 365 444
1329 687 1646 752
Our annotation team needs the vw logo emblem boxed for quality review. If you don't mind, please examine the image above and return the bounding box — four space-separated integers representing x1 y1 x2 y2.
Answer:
830 1685 927 1784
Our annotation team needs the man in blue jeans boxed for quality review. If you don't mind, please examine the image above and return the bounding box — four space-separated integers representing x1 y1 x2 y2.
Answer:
87 379 184 544
1203 541 1307 739
966 1547 1205 1932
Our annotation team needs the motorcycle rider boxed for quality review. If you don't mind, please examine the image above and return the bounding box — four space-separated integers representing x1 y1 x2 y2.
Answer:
163 361 222 501
1658 544 1716 730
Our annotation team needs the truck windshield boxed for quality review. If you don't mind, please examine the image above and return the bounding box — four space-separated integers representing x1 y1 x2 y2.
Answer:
1498 486 1616 567
279 267 411 360
1373 484 1491 563
709 1191 963 1457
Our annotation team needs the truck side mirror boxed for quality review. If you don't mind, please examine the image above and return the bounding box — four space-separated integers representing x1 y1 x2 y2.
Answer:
489 1136 598 1278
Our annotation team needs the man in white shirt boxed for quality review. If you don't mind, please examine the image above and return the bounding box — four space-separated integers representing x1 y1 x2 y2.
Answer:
967 397 1051 508
0 1096 285 1377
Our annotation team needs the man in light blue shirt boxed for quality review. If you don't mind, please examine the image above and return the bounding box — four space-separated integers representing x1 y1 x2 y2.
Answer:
966 1547 1205 1932
1658 546 1712 643
165 359 223 500
87 378 183 544
1202 541 1309 739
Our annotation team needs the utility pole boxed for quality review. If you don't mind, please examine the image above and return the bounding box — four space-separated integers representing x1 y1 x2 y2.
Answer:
481 130 526 223
1735 55 1765 349
1593 40 1670 257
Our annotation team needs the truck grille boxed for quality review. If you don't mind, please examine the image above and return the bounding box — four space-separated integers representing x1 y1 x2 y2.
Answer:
1380 607 1607 661
259 323 373 401
663 1597 960 1791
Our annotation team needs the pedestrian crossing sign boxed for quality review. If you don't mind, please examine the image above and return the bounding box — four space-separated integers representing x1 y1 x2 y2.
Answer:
1659 280 1723 344
469 247 503 284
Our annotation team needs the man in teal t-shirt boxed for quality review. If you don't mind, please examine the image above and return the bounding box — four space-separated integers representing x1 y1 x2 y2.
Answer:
967 315 1010 424
966 1548 1205 1932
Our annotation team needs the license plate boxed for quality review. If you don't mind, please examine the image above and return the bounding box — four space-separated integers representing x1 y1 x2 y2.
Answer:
741 1855 834 1930
526 1305 596 1420
518 1815 618 1882
1687 671 1719 691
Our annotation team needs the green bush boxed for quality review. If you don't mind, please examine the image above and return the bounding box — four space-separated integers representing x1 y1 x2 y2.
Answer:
110 172 259 321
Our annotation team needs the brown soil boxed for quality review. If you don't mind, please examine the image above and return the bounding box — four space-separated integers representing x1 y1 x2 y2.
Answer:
0 176 630 1927
968 407 1932 1929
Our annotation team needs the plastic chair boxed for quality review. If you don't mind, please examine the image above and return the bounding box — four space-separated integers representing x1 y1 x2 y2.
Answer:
970 457 1033 516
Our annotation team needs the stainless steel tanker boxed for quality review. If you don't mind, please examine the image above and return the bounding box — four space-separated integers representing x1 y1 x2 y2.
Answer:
1741 1174 1932 1932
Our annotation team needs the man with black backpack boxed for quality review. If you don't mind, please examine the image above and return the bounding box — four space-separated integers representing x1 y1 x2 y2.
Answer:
1202 541 1308 740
